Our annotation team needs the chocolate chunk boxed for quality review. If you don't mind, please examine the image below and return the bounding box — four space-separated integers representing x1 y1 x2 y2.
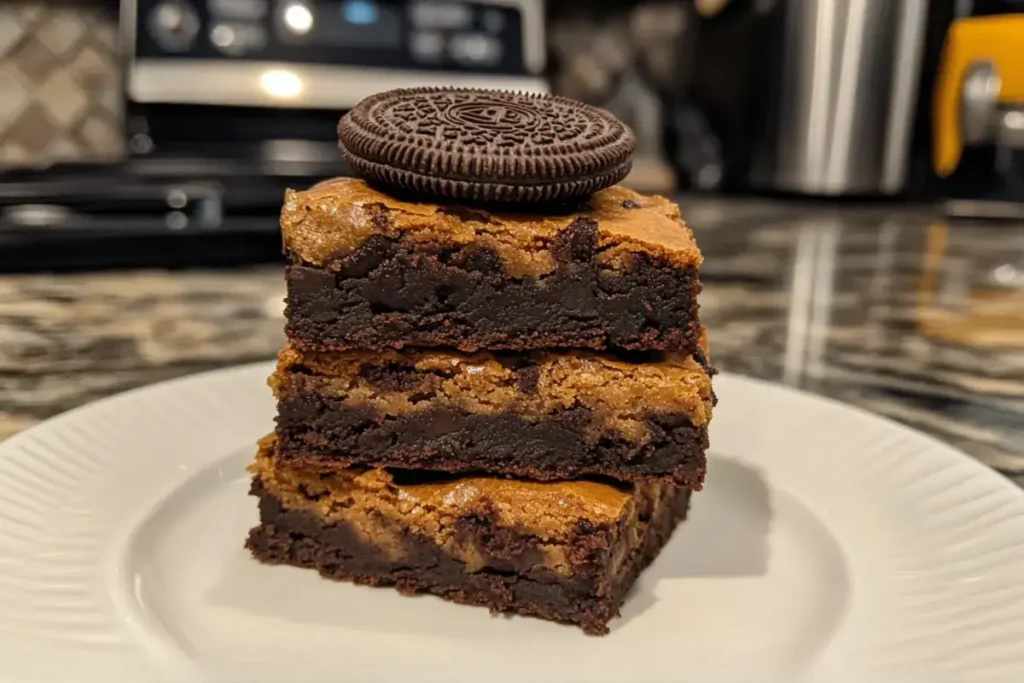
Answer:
455 246 503 274
331 234 397 278
357 363 424 393
553 217 599 263
515 365 541 394
369 203 391 229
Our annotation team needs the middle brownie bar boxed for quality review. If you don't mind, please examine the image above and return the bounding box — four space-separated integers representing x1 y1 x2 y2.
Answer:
272 343 715 487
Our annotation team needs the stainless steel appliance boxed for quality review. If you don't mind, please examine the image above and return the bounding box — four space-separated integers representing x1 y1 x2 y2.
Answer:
675 0 936 197
121 0 547 166
764 0 929 195
124 0 546 110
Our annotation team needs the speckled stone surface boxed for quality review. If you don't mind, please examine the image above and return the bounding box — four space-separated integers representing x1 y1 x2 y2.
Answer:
1 197 1022 488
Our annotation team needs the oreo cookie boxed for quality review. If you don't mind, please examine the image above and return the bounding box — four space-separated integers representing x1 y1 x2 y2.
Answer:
338 88 635 206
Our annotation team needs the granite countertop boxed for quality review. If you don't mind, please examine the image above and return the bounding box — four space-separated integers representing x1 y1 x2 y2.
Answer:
1 197 1022 486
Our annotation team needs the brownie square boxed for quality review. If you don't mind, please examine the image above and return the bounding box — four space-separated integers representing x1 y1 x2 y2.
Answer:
245 435 691 635
271 341 715 488
282 178 703 354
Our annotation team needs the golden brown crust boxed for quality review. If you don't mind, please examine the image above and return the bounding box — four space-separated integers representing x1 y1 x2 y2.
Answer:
281 178 702 277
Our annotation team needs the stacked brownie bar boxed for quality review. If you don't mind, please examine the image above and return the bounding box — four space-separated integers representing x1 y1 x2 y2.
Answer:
246 88 714 635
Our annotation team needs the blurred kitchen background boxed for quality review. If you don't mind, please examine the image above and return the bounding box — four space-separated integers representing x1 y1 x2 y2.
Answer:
0 0 1022 478
0 0 1022 270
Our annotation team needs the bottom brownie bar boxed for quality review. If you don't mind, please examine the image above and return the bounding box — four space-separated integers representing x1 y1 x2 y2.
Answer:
246 435 690 635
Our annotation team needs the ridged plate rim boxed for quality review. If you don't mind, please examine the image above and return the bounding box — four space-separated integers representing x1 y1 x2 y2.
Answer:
0 362 1022 683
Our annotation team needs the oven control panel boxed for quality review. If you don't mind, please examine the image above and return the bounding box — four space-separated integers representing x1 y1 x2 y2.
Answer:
124 0 547 109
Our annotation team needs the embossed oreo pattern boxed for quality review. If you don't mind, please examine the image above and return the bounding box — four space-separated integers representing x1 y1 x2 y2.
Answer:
337 88 636 205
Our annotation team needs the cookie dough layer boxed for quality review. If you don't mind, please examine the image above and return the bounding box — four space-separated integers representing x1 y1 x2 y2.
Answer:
272 344 715 487
246 436 691 635
282 178 703 353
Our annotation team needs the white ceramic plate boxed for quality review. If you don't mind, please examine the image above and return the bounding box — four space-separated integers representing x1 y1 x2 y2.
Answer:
1 364 1023 683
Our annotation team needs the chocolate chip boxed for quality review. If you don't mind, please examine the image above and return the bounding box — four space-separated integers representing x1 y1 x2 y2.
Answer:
553 217 599 263
297 483 327 502
515 365 541 394
333 234 396 278
458 246 503 274
622 199 642 209
369 203 390 229
358 362 424 392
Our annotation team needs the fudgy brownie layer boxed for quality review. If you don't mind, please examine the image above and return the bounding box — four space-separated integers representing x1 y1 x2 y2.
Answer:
246 480 690 635
282 178 703 353
285 243 701 353
276 399 708 488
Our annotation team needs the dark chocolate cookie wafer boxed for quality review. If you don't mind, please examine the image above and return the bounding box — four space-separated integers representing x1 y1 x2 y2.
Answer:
337 88 635 206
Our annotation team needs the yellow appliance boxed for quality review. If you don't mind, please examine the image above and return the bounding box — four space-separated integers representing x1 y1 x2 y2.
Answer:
933 14 1024 217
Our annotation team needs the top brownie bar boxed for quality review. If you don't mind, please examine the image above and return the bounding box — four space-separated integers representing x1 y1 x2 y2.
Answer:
282 178 703 353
